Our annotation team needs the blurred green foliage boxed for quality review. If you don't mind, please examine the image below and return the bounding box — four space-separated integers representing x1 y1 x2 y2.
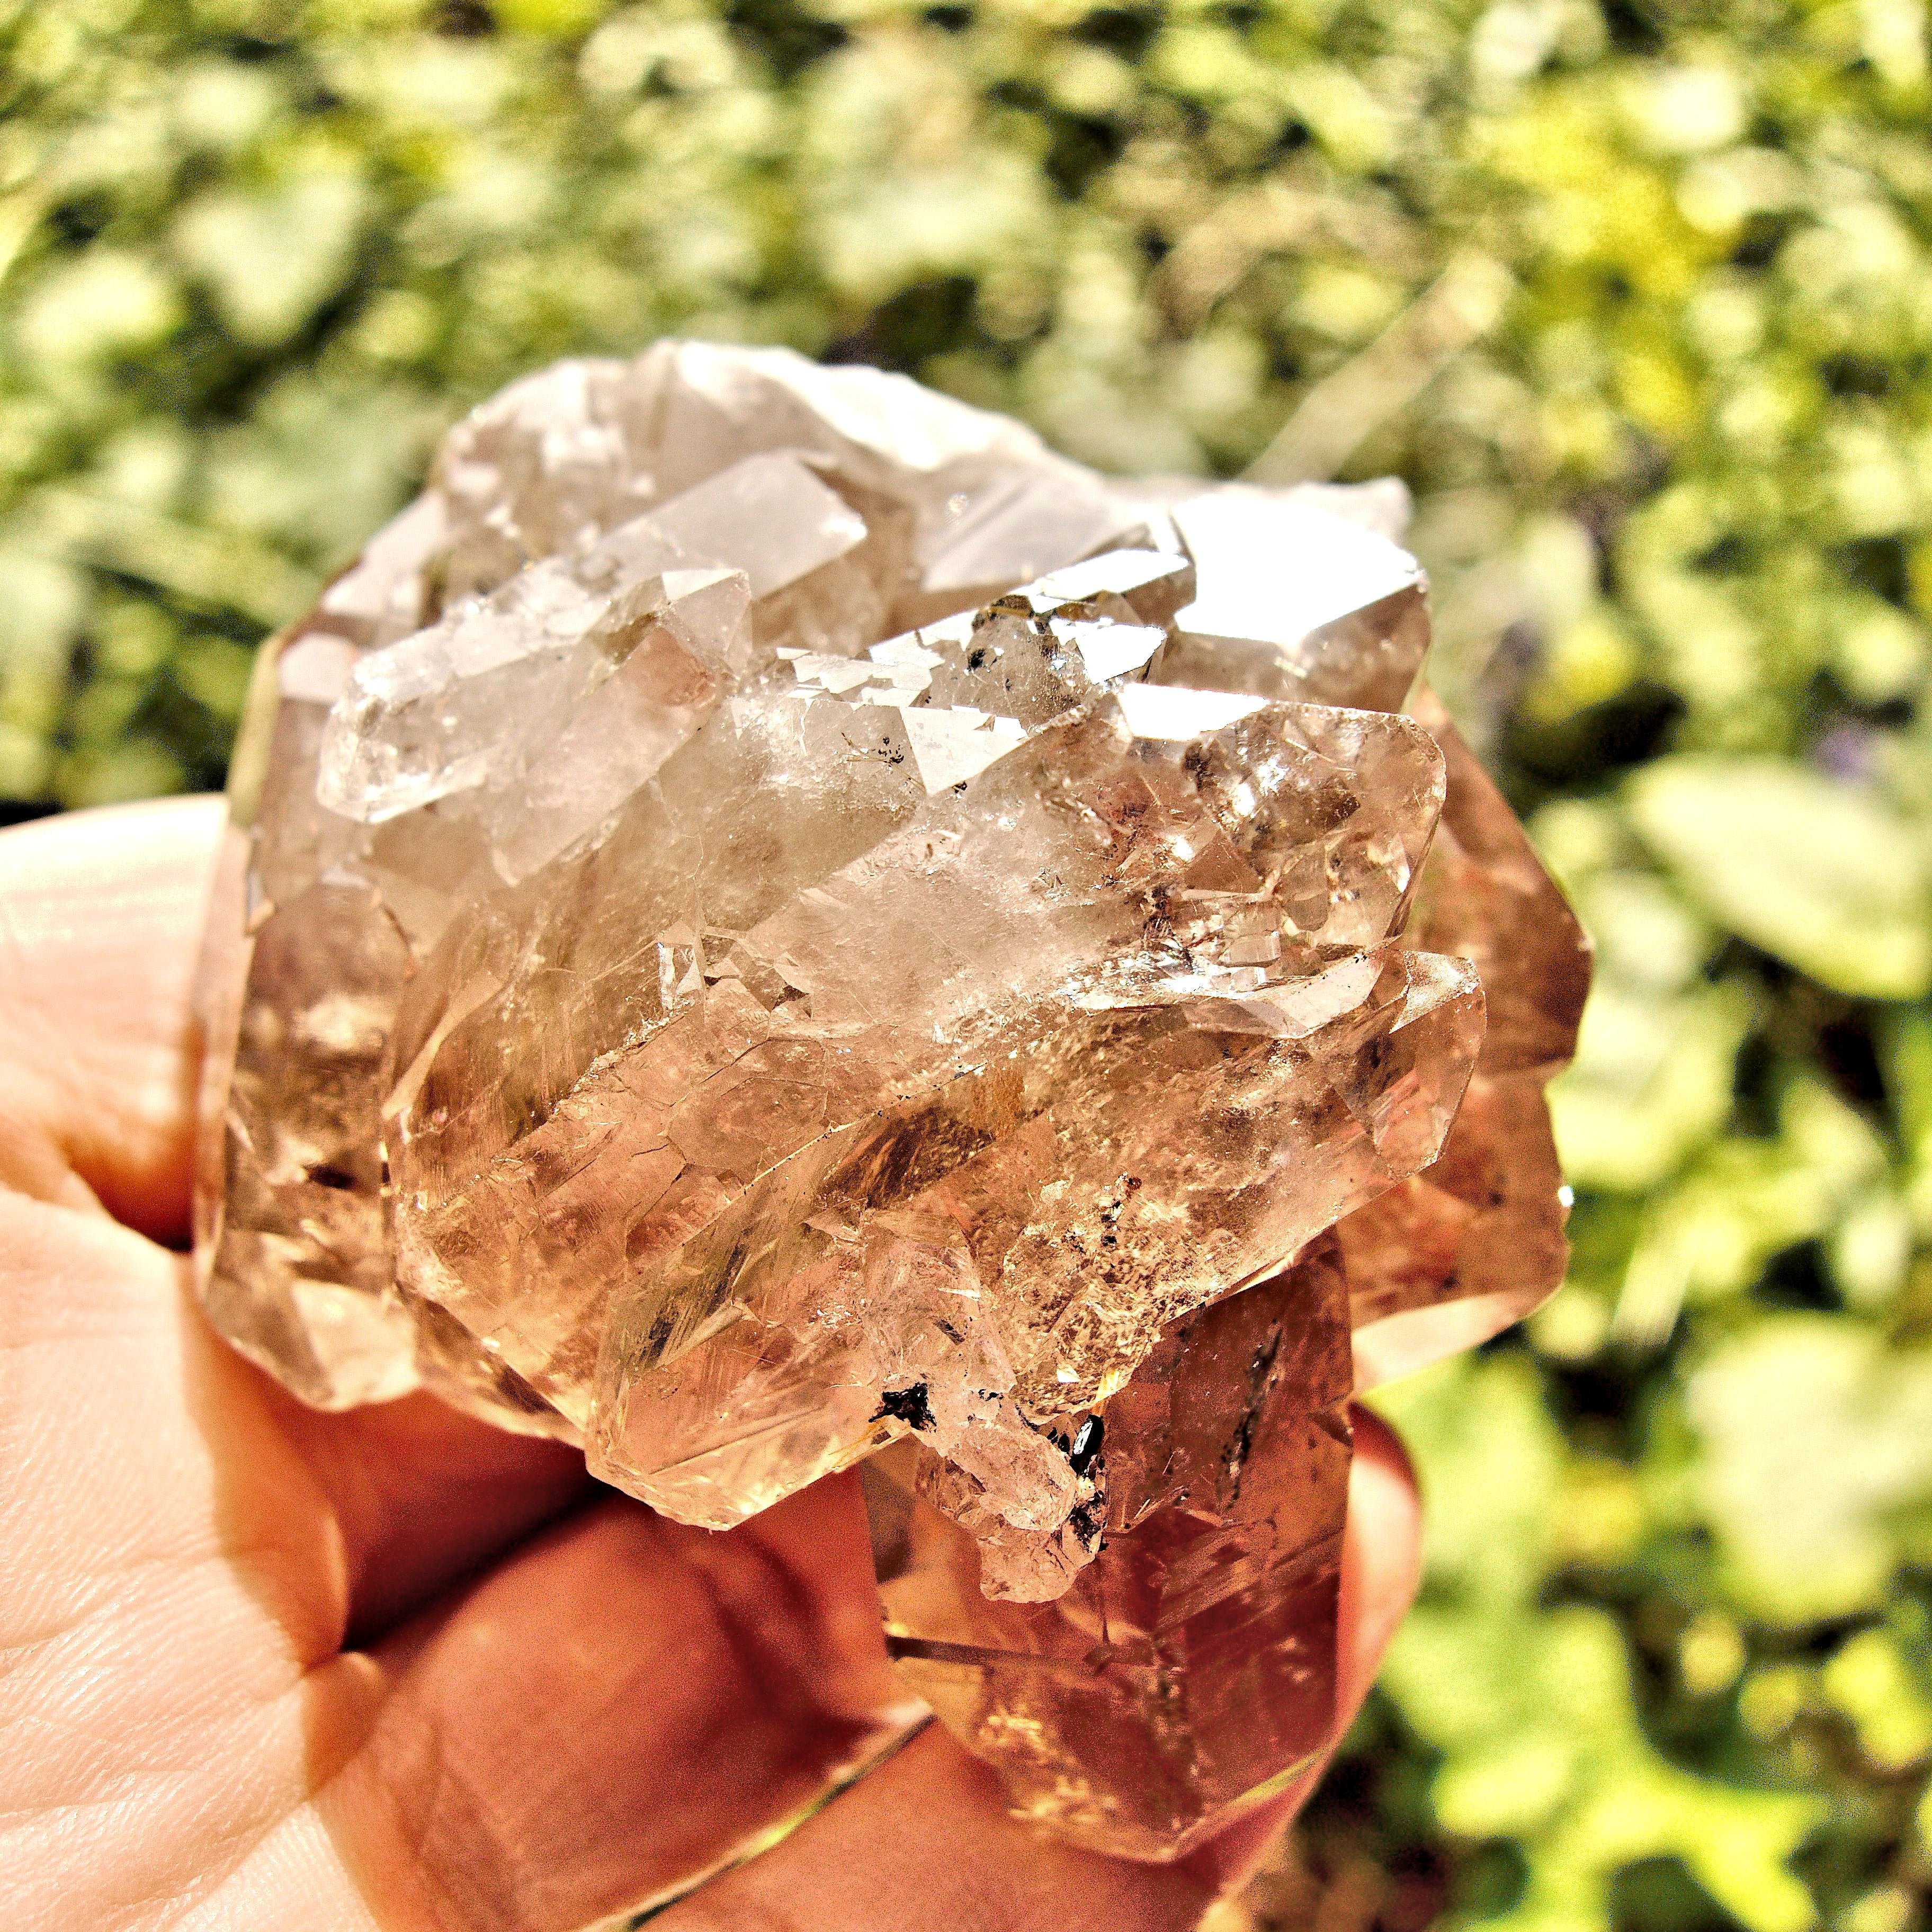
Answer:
4 0 1931 1924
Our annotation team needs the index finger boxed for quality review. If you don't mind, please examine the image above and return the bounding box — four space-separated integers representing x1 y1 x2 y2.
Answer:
0 796 223 1244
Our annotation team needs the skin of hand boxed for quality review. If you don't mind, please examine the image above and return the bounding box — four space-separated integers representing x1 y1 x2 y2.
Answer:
0 797 1423 1932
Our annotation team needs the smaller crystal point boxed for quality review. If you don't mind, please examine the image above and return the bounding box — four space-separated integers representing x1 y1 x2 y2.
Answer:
625 450 866 597
317 561 752 867
1155 485 1431 711
864 1235 1353 1859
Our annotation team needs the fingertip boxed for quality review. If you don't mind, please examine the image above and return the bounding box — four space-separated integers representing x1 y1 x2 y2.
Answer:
1340 1401 1423 1687
0 796 227 1246
1349 1400 1419 1509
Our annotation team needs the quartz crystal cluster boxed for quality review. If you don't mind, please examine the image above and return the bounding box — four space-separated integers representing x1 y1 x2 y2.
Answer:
194 341 1589 1859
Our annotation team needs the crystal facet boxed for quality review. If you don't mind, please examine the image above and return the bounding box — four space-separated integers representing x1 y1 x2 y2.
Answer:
192 341 1588 1858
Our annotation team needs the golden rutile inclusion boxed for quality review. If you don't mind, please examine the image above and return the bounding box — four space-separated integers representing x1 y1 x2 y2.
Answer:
193 342 1589 1859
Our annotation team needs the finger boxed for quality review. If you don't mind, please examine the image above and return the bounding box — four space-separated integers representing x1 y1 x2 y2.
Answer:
650 1409 1424 1932
0 1191 577 1931
0 1183 582 1761
0 797 222 1242
316 1474 910 1932
1 1188 902 1929
259 1386 593 1645
0 1187 582 1665
0 1196 350 1928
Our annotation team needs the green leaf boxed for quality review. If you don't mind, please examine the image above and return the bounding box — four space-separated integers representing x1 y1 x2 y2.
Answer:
1821 1628 1932 1771
174 174 370 348
1370 1353 1564 1611
1375 1352 1824 1932
1627 759 1932 999
11 250 183 366
1687 1316 1932 1622
1615 1074 1890 1338
1550 979 1754 1192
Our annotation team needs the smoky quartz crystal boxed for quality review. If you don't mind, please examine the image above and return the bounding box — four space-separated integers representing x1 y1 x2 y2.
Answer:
193 342 1588 1858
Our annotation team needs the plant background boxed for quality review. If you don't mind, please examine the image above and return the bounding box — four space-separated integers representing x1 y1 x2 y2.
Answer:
4 0 1931 1924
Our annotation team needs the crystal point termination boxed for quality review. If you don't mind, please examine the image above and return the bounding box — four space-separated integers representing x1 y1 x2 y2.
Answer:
193 341 1589 1858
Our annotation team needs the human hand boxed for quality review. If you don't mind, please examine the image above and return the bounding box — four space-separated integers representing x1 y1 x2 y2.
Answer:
0 797 1421 1932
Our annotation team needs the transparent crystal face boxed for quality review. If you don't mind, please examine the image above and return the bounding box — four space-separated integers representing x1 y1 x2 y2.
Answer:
191 341 1589 1859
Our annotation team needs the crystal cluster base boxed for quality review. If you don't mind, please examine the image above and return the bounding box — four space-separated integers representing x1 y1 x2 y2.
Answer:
193 341 1588 1859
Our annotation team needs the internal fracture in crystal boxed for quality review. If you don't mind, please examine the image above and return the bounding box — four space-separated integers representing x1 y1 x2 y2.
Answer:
193 340 1588 1858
